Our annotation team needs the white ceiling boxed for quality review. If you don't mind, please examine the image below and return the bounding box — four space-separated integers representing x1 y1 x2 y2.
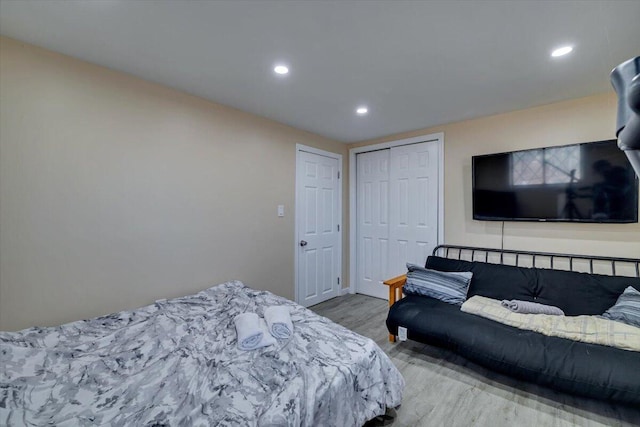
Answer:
1 0 639 143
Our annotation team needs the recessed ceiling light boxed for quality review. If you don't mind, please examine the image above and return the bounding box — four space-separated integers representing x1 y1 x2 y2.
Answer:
551 45 573 57
274 64 289 75
356 106 368 115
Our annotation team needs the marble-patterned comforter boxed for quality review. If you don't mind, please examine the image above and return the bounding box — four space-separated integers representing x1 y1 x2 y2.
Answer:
0 281 404 426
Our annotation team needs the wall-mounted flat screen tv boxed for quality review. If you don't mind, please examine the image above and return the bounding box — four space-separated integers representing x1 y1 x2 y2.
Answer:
472 140 639 223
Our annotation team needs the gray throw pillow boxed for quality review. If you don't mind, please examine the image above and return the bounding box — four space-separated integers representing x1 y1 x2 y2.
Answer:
403 263 473 305
602 286 640 328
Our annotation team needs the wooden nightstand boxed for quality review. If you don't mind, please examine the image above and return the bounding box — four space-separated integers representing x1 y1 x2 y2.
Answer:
383 274 406 342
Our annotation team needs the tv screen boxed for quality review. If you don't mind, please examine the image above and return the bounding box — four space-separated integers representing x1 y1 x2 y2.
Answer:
472 140 639 223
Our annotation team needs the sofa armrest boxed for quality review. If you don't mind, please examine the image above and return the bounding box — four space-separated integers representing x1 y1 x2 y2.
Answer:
383 274 406 305
384 274 406 343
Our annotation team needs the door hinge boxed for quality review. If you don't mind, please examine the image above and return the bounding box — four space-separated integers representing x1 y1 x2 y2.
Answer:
337 224 340 231
337 171 340 179
337 277 340 285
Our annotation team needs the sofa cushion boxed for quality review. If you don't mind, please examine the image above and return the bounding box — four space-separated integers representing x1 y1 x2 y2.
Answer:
425 255 640 316
387 294 640 404
535 269 640 316
404 263 472 305
602 286 640 328
425 256 538 302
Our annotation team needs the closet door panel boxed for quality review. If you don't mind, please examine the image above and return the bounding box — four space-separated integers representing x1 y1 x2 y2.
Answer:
356 150 391 299
389 142 439 275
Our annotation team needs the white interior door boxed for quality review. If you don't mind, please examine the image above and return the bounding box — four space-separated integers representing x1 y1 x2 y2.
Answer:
296 149 341 307
388 142 439 275
356 150 391 299
355 141 439 299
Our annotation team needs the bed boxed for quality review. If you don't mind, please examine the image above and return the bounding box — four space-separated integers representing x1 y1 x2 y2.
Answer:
0 281 404 426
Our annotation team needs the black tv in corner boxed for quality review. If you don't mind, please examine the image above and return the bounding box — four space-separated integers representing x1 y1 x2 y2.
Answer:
472 140 639 223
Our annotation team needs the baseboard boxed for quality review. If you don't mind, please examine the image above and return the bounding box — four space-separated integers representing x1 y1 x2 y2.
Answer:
340 287 351 296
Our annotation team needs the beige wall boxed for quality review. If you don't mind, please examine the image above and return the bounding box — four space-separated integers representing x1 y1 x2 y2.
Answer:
3 35 638 331
352 93 640 259
0 37 348 331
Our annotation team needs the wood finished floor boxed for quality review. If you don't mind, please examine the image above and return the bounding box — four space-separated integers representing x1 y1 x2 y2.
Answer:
310 294 640 427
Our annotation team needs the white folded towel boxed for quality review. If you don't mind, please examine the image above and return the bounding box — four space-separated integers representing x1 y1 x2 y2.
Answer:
501 299 565 316
234 313 277 351
258 319 277 347
264 305 294 339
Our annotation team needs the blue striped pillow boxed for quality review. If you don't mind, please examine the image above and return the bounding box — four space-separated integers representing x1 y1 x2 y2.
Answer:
403 263 473 305
602 286 640 328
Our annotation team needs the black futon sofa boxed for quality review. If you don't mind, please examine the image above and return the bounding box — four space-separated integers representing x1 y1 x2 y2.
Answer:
386 245 640 404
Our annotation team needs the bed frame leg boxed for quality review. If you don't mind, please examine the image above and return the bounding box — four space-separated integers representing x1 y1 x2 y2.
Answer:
389 334 396 342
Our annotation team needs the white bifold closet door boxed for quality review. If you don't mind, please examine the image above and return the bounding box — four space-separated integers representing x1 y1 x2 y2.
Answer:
387 143 439 275
356 142 439 299
356 150 392 299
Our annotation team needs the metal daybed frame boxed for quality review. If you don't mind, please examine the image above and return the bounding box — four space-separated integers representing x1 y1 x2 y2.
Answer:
431 244 640 277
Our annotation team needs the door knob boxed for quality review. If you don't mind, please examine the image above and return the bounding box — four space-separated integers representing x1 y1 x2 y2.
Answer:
300 240 308 247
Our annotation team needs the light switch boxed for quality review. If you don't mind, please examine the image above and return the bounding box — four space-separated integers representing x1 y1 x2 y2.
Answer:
277 205 284 217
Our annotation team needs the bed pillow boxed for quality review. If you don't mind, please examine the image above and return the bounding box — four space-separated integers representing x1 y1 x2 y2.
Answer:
403 263 473 305
602 286 640 328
